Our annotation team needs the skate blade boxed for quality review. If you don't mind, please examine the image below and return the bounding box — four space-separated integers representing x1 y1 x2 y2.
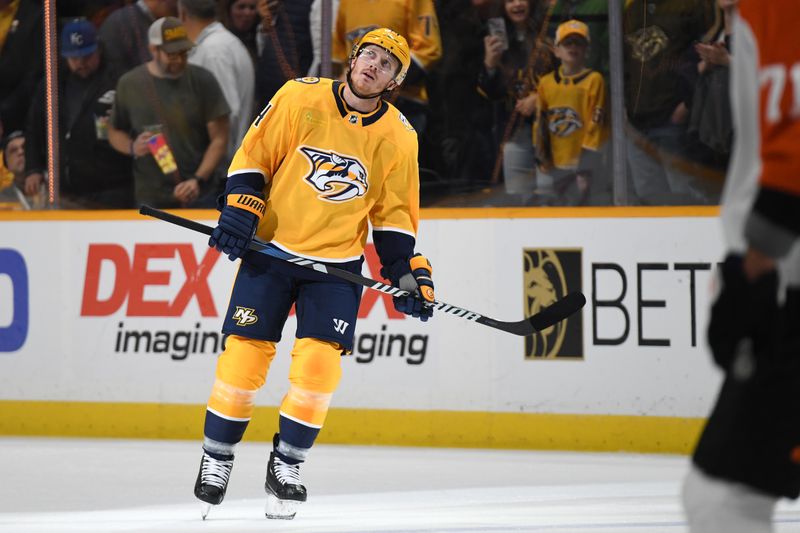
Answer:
200 502 211 520
265 493 302 520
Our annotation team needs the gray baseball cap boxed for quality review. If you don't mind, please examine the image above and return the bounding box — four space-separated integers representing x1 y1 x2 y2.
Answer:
148 17 194 53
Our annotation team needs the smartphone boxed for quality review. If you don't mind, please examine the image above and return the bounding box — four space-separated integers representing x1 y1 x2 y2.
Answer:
487 17 509 51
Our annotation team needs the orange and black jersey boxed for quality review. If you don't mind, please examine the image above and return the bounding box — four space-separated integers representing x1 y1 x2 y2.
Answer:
228 77 419 264
729 0 800 258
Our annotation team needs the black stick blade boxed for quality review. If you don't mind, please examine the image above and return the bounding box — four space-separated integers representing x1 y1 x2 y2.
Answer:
529 292 586 332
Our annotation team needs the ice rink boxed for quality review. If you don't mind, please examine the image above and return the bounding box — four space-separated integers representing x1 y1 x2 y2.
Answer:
1 437 800 532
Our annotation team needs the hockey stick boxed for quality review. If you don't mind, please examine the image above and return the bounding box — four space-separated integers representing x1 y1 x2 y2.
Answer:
139 205 586 336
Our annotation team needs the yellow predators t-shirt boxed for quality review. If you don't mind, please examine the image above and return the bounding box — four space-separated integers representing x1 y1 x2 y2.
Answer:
228 78 420 262
535 67 608 170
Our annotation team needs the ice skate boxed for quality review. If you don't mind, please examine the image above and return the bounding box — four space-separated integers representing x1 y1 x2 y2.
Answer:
264 448 307 519
193 450 234 520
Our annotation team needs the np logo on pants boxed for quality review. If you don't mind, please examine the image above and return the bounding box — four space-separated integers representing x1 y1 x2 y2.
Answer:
232 306 258 326
332 319 349 334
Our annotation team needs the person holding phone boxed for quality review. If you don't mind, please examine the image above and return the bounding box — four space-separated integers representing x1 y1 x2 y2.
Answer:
478 0 554 205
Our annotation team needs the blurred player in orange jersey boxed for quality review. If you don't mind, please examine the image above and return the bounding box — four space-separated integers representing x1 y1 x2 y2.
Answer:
194 28 435 521
682 1 800 531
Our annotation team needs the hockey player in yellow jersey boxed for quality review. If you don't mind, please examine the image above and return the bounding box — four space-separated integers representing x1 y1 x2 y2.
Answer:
534 19 608 205
332 0 441 133
193 28 435 521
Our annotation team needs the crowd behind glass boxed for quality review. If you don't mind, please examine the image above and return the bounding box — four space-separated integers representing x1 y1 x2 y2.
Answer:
0 0 734 210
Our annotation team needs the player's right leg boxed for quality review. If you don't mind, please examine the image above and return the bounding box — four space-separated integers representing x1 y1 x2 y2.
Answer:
195 335 276 518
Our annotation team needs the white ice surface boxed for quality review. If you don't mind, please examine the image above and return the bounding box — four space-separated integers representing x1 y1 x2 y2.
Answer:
1 437 799 532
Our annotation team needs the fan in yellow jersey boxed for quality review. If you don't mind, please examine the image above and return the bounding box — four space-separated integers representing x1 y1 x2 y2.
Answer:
534 20 608 205
193 28 435 521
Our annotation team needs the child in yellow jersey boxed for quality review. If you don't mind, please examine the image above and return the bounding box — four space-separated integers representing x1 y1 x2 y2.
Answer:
534 19 608 206
194 28 436 521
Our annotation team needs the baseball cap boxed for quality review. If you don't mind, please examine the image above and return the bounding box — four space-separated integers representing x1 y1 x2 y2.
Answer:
61 19 98 58
148 17 194 53
555 19 590 45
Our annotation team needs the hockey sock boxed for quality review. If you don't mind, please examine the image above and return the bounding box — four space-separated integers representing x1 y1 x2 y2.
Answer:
275 415 321 464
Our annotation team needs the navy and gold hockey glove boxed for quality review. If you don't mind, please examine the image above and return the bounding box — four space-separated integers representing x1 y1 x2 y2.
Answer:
387 253 435 322
208 182 266 261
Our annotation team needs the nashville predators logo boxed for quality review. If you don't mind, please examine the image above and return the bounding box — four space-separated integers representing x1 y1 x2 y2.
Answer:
626 25 669 63
299 146 368 202
232 306 258 327
547 107 583 137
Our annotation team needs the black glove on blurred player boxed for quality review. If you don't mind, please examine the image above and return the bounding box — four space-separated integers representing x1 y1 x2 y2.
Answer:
707 253 778 371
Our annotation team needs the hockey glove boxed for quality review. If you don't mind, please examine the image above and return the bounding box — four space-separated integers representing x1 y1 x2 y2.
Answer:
386 253 435 322
707 254 778 372
208 188 266 261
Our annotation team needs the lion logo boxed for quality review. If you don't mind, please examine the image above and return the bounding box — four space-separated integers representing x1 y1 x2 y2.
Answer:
547 107 583 137
299 146 369 202
524 250 569 359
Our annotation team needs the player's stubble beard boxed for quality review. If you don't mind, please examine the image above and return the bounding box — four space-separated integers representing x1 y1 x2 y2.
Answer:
345 63 397 109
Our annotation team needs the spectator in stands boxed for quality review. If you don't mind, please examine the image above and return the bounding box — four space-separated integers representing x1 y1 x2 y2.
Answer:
623 0 718 205
58 0 126 29
107 17 230 208
179 0 254 160
221 0 259 64
254 0 313 104
548 0 608 77
432 0 497 188
534 19 608 206
0 131 44 209
0 0 42 135
332 0 442 135
687 0 736 173
478 0 553 204
25 19 133 209
98 0 178 77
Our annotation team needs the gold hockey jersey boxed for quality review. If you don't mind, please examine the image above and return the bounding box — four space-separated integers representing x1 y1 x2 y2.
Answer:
228 77 420 262
331 0 441 103
535 67 607 170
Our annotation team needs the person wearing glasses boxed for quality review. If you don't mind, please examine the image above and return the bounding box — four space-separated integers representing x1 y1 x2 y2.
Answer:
194 28 435 521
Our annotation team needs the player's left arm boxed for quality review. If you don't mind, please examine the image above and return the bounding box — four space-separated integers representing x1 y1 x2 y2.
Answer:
706 13 794 372
370 137 434 321
403 0 442 86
